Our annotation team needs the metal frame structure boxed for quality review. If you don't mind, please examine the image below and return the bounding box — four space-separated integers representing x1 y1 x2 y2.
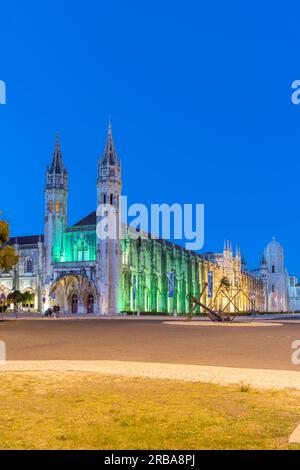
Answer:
187 282 257 322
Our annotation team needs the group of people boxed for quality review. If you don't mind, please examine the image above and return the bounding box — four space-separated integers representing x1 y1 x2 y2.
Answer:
43 305 60 317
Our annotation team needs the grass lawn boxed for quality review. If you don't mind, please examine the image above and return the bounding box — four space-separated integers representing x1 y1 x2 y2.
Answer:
0 372 300 450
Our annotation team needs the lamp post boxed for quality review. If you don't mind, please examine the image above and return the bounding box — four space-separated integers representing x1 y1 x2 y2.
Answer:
42 297 46 317
0 293 6 321
41 289 46 317
250 291 256 319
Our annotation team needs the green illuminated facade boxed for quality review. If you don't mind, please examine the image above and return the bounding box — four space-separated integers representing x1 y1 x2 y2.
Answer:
50 213 200 314
121 236 200 313
56 227 97 263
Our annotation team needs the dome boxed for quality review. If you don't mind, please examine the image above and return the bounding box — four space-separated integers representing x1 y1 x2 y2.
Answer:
265 237 284 256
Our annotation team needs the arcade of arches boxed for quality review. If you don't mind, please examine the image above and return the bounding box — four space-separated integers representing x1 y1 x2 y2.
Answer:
49 275 98 315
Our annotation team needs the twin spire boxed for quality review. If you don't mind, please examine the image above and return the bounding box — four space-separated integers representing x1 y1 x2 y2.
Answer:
49 119 118 176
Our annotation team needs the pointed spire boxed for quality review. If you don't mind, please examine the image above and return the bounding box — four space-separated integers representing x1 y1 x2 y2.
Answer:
260 253 267 266
102 119 118 165
50 132 64 174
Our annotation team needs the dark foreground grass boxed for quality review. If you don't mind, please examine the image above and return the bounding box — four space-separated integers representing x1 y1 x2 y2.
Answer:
0 372 300 450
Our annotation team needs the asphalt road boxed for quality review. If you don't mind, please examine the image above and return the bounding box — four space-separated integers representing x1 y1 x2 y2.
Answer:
1 318 300 371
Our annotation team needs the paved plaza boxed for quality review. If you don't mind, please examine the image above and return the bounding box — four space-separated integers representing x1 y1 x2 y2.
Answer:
1 317 300 372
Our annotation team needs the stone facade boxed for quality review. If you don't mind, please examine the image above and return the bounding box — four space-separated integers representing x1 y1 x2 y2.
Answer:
0 126 290 315
251 238 293 312
0 236 43 311
202 242 267 313
288 276 300 312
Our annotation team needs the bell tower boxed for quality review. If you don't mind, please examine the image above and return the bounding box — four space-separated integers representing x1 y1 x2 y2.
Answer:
44 134 68 282
264 237 288 312
96 123 122 315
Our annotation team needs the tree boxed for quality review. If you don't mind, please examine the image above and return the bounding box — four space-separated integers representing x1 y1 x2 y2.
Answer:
0 220 19 271
22 291 35 307
7 290 23 312
220 276 231 291
0 218 19 320
0 302 6 312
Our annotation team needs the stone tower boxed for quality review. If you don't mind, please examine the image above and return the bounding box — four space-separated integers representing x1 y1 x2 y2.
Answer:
44 134 68 282
97 123 122 315
259 253 269 310
264 237 288 312
260 253 268 281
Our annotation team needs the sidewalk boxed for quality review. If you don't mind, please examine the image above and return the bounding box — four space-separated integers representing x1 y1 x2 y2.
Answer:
1 360 300 390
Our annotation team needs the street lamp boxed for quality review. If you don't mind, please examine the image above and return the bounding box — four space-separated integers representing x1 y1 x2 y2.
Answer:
0 293 6 321
250 291 256 319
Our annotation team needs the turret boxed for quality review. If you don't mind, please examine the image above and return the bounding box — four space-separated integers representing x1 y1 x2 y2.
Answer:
241 254 247 272
44 134 68 281
96 122 122 315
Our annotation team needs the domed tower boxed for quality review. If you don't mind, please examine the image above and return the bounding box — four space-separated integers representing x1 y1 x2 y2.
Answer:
265 237 284 274
264 237 288 312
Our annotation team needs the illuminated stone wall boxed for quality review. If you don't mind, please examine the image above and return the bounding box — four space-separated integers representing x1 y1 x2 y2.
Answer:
57 227 97 263
51 223 201 314
201 245 267 313
121 236 200 314
50 221 268 315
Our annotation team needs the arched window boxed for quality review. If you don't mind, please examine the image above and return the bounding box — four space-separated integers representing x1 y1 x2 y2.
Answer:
77 241 89 262
110 194 114 205
25 258 33 273
49 200 53 213
56 200 60 213
272 265 275 273
102 194 107 204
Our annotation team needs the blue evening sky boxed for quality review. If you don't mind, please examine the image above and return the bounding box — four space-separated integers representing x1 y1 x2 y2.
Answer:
1 1 300 274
